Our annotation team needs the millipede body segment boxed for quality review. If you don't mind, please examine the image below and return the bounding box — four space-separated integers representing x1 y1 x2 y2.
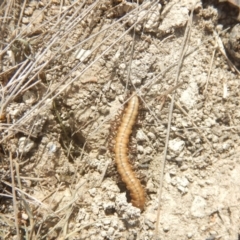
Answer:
114 93 145 211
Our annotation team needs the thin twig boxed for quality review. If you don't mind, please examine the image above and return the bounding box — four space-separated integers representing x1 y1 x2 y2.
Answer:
204 45 216 94
15 161 35 239
17 0 27 27
0 1 159 144
9 153 20 239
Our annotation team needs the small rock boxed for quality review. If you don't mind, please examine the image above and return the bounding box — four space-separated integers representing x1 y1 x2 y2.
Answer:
88 188 97 197
177 176 189 187
177 185 188 194
168 138 185 153
163 224 170 232
102 218 111 226
24 7 34 16
22 90 37 105
158 4 189 36
75 49 91 61
144 146 153 155
187 232 193 238
107 227 115 236
169 168 177 176
137 145 144 154
147 132 156 140
47 142 58 153
21 212 28 220
22 17 29 24
164 172 172 184
191 196 206 218
180 164 188 171
180 82 198 109
136 129 147 142
18 137 35 154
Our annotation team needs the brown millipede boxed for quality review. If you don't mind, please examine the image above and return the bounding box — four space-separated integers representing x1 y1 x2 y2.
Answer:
114 93 145 211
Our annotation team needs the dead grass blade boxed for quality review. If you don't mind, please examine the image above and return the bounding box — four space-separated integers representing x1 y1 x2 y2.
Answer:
9 152 20 239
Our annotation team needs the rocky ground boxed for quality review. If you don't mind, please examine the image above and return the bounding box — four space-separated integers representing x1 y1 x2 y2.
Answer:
0 0 240 239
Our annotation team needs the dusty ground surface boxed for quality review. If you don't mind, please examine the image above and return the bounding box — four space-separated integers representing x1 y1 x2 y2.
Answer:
0 0 240 239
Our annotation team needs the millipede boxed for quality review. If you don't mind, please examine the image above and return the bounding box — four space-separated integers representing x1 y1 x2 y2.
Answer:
114 92 145 211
